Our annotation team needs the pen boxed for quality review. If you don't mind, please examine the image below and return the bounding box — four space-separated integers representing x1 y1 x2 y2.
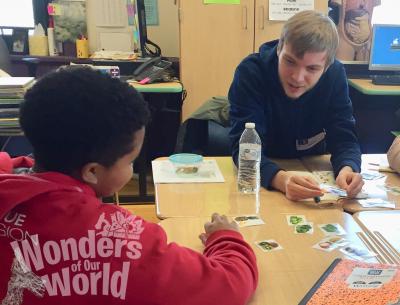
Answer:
313 196 321 203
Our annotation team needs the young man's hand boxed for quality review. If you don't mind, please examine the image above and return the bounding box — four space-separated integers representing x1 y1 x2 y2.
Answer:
199 213 239 245
271 171 324 201
336 166 364 198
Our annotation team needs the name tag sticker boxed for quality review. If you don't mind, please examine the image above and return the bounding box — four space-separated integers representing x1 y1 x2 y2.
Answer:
296 131 326 151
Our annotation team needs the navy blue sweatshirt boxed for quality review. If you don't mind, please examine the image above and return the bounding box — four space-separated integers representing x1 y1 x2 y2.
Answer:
228 40 361 189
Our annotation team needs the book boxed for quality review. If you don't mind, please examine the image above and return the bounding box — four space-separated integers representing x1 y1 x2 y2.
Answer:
0 77 34 89
0 108 19 119
299 258 400 305
0 98 23 109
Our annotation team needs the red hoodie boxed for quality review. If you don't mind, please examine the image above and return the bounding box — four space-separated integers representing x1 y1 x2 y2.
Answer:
0 153 258 305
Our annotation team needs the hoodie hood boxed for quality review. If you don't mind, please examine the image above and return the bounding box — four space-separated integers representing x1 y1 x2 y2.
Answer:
258 39 279 57
257 40 284 94
0 152 34 174
0 152 95 218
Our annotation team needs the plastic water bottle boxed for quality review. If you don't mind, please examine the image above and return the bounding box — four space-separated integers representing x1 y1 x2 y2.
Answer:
238 122 261 194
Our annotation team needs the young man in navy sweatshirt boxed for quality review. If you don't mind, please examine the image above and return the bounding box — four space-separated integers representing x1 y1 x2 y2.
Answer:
229 10 363 201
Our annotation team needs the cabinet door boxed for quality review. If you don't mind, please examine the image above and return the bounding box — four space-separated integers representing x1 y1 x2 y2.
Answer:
179 0 254 120
254 0 328 51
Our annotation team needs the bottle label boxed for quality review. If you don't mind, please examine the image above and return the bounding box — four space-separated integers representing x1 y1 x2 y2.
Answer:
239 144 261 161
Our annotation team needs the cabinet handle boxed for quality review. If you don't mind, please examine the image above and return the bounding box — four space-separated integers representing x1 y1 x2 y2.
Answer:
178 7 183 22
259 6 265 30
242 6 248 30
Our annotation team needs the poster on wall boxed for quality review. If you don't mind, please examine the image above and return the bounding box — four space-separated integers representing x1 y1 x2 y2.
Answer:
269 0 314 21
329 0 381 62
53 0 87 42
144 0 159 26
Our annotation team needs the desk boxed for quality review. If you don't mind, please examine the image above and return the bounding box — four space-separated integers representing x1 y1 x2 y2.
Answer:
160 212 372 305
129 81 182 93
353 210 400 265
348 78 400 153
10 54 180 78
301 154 400 213
348 78 400 96
154 156 312 219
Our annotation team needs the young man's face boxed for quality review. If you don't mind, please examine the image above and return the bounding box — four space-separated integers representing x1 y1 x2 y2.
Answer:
277 43 327 99
92 127 145 197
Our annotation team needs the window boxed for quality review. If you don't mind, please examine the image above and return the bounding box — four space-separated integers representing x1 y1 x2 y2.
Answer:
0 0 35 29
372 0 399 25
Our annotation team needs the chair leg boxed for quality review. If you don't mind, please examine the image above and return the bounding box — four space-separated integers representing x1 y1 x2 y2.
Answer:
114 192 120 205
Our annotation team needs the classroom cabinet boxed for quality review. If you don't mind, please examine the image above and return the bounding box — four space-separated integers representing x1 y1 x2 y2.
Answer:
179 0 327 120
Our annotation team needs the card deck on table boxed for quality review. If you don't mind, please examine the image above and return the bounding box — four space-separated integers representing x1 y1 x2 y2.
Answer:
286 215 307 226
320 183 347 197
340 243 377 261
312 236 348 252
318 223 347 236
233 215 265 227
354 191 369 199
255 239 283 252
312 171 336 185
359 198 396 209
361 171 385 180
294 222 314 234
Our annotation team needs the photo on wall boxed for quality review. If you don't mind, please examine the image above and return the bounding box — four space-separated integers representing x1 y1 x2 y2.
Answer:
11 29 29 54
328 0 381 61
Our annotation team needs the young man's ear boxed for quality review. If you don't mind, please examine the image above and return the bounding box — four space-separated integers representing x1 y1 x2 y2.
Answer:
81 162 101 184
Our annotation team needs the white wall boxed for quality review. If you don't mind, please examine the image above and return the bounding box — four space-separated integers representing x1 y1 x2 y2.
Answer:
146 1 179 57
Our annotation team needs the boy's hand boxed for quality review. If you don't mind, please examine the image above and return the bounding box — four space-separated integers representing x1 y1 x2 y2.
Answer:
336 166 364 198
199 213 239 245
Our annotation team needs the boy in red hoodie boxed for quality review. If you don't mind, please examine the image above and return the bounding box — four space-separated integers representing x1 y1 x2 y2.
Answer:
0 67 257 305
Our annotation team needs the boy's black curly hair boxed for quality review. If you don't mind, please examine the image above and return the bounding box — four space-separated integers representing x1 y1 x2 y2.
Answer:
20 66 150 174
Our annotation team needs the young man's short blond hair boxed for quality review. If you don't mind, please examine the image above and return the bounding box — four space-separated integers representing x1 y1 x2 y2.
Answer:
277 10 339 67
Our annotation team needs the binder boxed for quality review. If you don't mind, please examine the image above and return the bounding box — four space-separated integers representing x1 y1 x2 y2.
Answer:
0 77 34 89
299 258 400 305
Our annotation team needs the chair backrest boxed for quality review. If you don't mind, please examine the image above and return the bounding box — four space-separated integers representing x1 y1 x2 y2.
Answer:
176 118 231 156
0 36 11 74
206 120 231 156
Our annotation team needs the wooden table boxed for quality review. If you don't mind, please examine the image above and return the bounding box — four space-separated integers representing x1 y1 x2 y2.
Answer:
154 157 313 219
154 155 400 218
353 210 400 265
160 211 373 305
301 154 400 213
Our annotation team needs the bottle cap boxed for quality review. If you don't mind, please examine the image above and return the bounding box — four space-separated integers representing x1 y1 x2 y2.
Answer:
245 122 255 128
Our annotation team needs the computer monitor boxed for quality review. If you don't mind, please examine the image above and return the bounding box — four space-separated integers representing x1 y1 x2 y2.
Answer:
0 0 35 29
136 0 148 57
369 24 400 72
136 0 161 57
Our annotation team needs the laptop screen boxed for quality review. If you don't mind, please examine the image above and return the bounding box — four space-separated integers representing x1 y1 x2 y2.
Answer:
369 24 400 71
